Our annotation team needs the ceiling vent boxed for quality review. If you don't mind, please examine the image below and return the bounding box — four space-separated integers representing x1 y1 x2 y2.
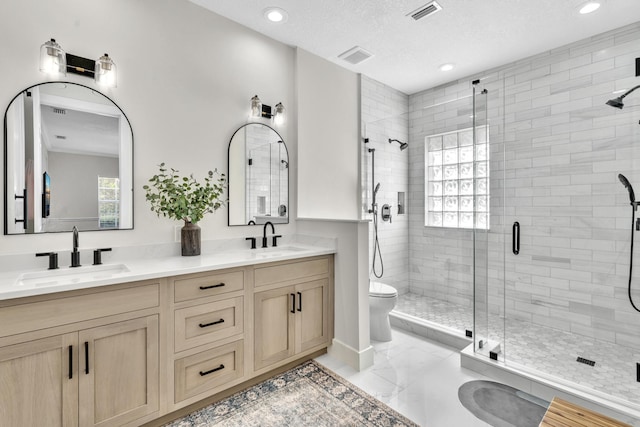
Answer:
338 46 373 65
55 135 67 139
53 108 66 115
407 1 442 20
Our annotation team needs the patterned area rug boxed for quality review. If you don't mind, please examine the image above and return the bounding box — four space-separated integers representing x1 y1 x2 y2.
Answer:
166 360 418 426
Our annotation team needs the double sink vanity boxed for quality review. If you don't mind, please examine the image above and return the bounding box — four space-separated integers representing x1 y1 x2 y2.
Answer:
0 243 335 426
2 77 318 426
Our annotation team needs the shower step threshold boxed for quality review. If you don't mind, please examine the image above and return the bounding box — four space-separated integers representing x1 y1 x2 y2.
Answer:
460 344 640 426
389 310 471 351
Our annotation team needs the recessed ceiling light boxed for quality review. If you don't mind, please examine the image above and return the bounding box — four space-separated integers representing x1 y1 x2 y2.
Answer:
439 63 454 72
579 2 600 14
263 7 288 23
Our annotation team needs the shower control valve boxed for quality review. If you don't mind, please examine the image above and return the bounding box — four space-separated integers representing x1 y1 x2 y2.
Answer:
381 204 392 223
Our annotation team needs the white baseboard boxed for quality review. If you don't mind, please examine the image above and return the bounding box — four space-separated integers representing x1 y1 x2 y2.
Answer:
327 338 374 371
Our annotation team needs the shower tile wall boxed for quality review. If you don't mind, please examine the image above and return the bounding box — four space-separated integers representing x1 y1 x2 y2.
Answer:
361 76 410 293
408 22 640 349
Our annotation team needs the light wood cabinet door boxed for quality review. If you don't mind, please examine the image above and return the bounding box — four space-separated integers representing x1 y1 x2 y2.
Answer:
295 279 330 353
254 286 295 370
78 316 159 427
0 334 78 427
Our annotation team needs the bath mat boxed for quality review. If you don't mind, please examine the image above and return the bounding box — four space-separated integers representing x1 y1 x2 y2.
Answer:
165 360 418 426
458 380 549 427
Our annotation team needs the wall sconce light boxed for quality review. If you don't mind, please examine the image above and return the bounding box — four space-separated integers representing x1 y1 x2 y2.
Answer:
249 95 285 125
39 38 117 88
39 39 66 76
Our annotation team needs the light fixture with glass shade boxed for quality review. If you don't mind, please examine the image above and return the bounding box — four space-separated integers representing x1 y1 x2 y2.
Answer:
250 95 263 118
39 39 67 76
95 53 117 88
39 38 117 88
249 95 285 125
273 102 285 125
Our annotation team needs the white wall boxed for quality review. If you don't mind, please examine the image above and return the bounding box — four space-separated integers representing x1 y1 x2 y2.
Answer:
0 0 296 254
296 48 360 220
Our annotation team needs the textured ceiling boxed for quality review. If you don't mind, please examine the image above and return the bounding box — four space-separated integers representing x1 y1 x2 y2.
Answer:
189 0 640 94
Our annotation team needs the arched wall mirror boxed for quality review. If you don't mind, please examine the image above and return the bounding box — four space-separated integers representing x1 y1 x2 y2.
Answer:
4 82 133 234
228 123 289 226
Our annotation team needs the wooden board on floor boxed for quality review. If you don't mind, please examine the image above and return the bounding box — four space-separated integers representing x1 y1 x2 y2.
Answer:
539 397 631 427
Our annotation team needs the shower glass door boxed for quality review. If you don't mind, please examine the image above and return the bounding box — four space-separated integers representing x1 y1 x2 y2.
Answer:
488 32 640 412
472 77 505 360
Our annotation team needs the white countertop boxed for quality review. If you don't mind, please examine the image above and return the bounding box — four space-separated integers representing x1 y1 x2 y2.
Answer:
0 243 335 301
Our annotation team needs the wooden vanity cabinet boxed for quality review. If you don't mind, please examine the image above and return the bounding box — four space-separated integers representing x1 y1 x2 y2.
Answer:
253 256 333 372
0 281 161 427
0 254 334 426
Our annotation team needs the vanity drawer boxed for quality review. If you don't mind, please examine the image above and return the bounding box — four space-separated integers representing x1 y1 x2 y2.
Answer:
0 283 160 337
174 340 244 403
174 297 244 352
173 269 244 302
254 256 330 288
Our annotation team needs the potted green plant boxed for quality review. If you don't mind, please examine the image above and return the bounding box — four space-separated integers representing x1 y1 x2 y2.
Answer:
143 163 227 256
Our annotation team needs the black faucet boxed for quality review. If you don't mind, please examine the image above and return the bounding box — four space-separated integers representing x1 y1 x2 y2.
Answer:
71 226 81 267
262 221 282 248
262 222 274 248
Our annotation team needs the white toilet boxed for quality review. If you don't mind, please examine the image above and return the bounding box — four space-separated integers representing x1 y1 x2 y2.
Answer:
369 281 398 342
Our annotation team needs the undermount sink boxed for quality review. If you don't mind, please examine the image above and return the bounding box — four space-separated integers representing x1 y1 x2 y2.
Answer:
16 263 130 288
253 245 307 258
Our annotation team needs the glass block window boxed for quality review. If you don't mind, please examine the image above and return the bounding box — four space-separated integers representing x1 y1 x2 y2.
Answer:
98 176 120 229
425 126 489 229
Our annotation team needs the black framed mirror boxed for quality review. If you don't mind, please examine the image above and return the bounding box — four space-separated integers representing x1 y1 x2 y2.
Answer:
228 123 289 226
4 82 133 234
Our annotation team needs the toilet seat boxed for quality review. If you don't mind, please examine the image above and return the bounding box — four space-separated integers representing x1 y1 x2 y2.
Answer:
369 281 398 298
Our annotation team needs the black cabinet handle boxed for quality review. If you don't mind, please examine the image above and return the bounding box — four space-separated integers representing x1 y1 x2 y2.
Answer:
297 291 302 312
68 345 73 380
199 364 224 376
199 283 225 290
512 221 520 255
199 319 225 328
290 293 295 314
84 341 89 374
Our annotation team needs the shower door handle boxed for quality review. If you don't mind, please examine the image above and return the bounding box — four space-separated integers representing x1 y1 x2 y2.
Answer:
512 222 520 255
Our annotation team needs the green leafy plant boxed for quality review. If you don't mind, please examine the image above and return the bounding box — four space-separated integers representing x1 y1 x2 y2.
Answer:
143 163 227 224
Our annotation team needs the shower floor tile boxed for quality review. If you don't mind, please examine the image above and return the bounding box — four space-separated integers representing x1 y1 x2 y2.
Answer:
394 292 473 333
394 292 640 409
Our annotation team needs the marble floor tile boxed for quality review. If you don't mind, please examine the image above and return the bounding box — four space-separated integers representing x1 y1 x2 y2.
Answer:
316 328 491 426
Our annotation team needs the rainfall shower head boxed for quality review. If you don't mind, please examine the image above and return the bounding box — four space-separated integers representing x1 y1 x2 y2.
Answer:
389 138 408 151
606 85 640 109
619 174 636 203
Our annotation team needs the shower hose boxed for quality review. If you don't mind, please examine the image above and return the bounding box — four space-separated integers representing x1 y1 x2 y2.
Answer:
372 208 384 278
627 206 640 312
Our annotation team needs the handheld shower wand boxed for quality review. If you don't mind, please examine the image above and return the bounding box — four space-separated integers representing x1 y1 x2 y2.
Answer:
618 174 638 210
619 174 640 313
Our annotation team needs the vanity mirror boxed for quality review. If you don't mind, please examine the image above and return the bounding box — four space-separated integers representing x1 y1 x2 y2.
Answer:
4 82 133 234
228 123 288 226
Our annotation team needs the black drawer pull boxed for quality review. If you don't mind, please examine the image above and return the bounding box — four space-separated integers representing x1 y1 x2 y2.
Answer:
290 293 295 313
199 319 225 328
199 364 225 376
68 345 73 380
84 341 89 374
297 291 302 312
512 221 520 255
199 283 225 290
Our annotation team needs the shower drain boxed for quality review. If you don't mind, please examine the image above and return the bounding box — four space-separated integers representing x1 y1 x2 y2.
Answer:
576 356 596 367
